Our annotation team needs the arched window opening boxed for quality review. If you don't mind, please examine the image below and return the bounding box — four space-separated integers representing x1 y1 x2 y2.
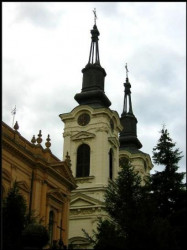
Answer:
109 149 113 180
119 156 129 167
49 210 54 246
144 161 147 171
76 144 90 177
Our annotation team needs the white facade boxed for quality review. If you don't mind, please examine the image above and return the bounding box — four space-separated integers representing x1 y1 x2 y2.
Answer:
59 105 123 248
119 150 153 185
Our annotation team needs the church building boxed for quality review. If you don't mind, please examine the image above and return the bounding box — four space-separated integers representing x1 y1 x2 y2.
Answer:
2 121 77 247
2 13 153 250
59 18 153 249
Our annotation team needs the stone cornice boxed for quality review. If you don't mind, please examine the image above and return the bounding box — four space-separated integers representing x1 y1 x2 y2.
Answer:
70 192 105 206
70 206 105 217
75 176 95 184
71 185 108 194
46 166 77 191
2 121 77 191
71 131 95 141
59 105 123 132
119 150 153 170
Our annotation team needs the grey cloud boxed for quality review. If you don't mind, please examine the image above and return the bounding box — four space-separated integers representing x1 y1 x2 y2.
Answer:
129 44 184 86
97 2 120 17
15 2 62 28
128 44 185 124
3 59 37 108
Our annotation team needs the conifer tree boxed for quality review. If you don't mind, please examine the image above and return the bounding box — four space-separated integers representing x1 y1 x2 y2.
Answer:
84 126 186 249
101 159 153 250
151 125 185 217
84 154 182 250
151 125 186 249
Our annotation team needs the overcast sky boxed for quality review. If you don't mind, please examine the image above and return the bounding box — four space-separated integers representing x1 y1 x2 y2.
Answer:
2 2 186 175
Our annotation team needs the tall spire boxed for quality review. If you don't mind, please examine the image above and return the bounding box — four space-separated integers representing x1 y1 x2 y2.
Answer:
88 23 100 65
122 64 133 115
74 9 111 108
88 8 100 65
119 64 142 150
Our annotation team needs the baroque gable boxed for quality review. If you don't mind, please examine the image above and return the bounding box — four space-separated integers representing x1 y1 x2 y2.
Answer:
50 162 77 190
71 131 95 141
47 188 67 203
70 193 104 208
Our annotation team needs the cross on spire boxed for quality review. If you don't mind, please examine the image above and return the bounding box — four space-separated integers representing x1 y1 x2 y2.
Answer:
125 63 129 78
93 8 97 25
57 219 66 249
11 105 16 128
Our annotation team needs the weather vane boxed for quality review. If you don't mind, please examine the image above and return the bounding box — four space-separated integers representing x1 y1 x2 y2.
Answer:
125 63 129 78
93 8 97 25
11 105 16 128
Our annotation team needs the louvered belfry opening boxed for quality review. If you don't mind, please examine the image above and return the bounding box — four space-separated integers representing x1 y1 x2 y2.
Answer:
76 144 90 177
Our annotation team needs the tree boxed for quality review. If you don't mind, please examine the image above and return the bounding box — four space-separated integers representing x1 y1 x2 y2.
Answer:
151 125 186 249
2 181 27 250
87 159 155 250
84 126 186 249
151 126 186 216
2 181 49 250
88 157 182 249
90 218 126 250
22 223 49 249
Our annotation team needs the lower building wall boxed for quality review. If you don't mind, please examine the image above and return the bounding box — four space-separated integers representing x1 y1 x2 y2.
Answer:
2 151 72 247
69 211 109 249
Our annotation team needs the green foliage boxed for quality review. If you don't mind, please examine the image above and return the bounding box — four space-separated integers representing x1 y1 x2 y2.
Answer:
83 125 186 250
105 159 143 231
82 218 126 250
93 219 126 250
89 126 186 250
2 181 27 250
151 125 186 249
151 126 185 216
89 161 154 250
152 126 183 170
2 181 49 250
22 223 49 248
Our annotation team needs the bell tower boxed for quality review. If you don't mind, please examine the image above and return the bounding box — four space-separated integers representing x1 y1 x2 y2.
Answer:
119 64 153 183
74 17 111 108
59 11 122 249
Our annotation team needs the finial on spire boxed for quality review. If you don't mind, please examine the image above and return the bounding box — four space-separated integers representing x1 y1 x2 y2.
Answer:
14 121 19 131
65 151 71 167
31 135 36 144
45 134 51 149
36 130 42 145
93 8 97 25
88 10 100 65
125 63 129 78
11 105 16 128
